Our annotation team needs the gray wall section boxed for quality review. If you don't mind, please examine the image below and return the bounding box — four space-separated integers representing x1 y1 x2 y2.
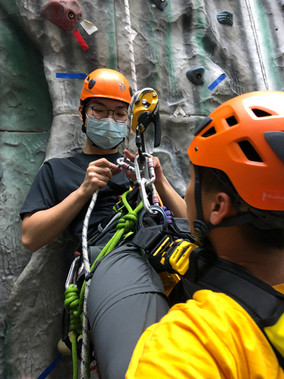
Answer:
0 0 283 377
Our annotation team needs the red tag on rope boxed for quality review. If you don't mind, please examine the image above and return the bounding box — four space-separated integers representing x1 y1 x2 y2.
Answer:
72 29 89 51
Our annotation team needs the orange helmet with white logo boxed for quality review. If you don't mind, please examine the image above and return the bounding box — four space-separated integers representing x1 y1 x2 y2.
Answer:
80 68 132 104
188 91 284 212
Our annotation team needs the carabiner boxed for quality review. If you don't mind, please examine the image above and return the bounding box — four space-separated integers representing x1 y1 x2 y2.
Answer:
134 153 158 213
65 256 81 289
116 156 136 173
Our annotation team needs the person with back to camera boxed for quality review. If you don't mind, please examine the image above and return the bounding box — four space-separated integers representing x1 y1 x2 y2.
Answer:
124 91 284 378
20 68 186 253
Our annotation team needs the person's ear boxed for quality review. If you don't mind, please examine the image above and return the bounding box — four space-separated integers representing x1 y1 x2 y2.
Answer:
209 192 236 226
78 105 84 122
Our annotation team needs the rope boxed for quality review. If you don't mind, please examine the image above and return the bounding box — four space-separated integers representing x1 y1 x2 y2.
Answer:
243 0 269 90
80 189 99 378
124 0 137 92
64 283 82 378
66 188 142 378
123 0 137 150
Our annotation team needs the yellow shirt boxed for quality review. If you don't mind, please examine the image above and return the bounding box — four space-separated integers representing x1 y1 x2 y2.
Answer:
126 284 284 379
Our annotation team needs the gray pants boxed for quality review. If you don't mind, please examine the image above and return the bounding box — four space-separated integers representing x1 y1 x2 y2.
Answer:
87 243 169 379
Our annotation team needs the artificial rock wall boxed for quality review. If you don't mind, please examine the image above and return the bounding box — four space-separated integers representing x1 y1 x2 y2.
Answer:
0 0 283 378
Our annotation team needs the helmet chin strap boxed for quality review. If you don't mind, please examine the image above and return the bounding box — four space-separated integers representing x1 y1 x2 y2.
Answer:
192 165 210 245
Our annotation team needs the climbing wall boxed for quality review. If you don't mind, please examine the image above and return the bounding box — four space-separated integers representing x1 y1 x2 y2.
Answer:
0 0 283 377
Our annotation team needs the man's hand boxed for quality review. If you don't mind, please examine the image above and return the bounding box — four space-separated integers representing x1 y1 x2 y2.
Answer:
80 158 121 197
21 158 122 253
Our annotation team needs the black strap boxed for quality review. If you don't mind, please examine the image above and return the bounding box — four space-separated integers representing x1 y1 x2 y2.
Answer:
182 248 284 369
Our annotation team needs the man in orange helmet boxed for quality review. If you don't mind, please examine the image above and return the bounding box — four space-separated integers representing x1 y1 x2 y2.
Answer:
20 68 186 253
20 68 187 379
124 91 284 378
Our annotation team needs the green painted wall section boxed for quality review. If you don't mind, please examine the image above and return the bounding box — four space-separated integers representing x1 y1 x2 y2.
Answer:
0 4 52 378
0 4 52 132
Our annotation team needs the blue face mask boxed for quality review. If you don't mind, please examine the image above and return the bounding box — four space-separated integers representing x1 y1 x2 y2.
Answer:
86 116 127 149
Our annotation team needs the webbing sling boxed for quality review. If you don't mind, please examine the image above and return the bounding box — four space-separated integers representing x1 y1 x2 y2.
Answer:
182 248 284 369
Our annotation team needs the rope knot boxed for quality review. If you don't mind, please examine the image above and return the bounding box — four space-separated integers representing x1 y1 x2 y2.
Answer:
116 210 137 233
64 284 82 334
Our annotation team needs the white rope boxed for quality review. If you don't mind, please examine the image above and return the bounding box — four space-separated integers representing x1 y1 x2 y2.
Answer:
78 4 137 374
243 0 269 90
124 0 137 92
80 190 98 379
124 0 137 150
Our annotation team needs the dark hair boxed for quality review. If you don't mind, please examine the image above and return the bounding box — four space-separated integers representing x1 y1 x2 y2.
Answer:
198 166 284 249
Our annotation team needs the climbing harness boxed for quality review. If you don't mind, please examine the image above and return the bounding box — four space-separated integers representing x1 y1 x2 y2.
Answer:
129 211 284 369
146 239 284 369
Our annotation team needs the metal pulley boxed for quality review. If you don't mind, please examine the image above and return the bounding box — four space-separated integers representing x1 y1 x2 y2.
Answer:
129 88 161 151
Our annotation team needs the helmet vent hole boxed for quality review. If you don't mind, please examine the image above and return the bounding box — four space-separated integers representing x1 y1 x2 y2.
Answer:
251 108 271 117
226 115 238 126
238 140 263 162
201 126 216 137
88 79 96 89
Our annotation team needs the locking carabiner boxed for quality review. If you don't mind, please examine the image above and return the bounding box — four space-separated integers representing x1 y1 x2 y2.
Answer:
134 153 159 213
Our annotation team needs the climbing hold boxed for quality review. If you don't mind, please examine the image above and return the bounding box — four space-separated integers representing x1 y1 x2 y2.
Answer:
149 0 168 11
186 66 205 85
41 0 82 31
217 10 233 26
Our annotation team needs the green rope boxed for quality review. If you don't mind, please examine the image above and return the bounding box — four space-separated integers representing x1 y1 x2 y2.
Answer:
71 332 78 379
64 284 82 379
91 191 143 266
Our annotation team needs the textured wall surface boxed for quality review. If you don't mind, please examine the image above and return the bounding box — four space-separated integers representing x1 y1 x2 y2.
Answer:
0 0 283 377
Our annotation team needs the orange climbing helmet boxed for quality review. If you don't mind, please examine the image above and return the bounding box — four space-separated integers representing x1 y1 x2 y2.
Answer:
188 91 284 211
80 68 132 104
